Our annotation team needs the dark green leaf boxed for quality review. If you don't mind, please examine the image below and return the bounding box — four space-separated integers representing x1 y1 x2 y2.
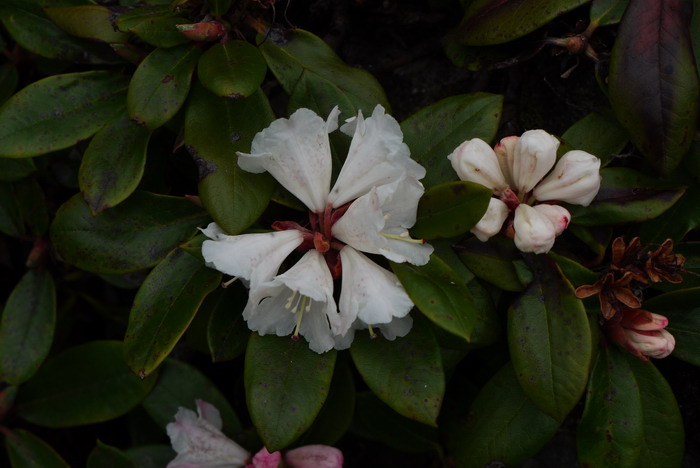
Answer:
124 247 221 377
245 333 336 451
198 41 267 98
14 178 48 236
567 168 685 225
0 157 35 182
0 269 55 385
5 429 70 468
590 0 629 26
411 181 492 239
634 186 700 244
205 284 250 362
350 316 444 426
87 441 137 468
50 191 209 274
547 251 598 286
508 256 592 422
16 341 158 427
560 112 628 165
645 288 700 366
609 0 699 176
455 236 527 291
0 62 19 105
455 0 590 45
79 111 151 214
184 82 275 234
0 181 23 237
142 359 242 434
125 446 175 468
45 5 130 42
128 45 201 130
116 7 190 48
401 93 503 188
451 363 560 467
0 71 128 158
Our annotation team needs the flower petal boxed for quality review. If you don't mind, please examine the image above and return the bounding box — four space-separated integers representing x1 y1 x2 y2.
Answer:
285 445 344 468
196 399 223 430
328 105 425 207
512 129 559 193
533 150 601 206
237 107 337 212
532 204 571 236
448 138 508 191
250 447 283 468
494 135 518 187
513 204 557 254
470 197 509 241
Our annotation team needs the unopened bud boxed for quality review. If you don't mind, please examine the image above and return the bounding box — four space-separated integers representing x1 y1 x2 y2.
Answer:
533 150 601 206
448 138 508 192
470 198 509 242
513 204 557 254
176 21 227 42
512 130 559 193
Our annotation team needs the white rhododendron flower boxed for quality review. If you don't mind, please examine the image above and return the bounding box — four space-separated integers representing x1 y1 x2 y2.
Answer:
202 105 432 353
447 130 601 254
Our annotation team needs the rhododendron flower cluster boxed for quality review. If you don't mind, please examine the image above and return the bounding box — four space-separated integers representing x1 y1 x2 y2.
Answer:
201 105 432 353
448 130 601 253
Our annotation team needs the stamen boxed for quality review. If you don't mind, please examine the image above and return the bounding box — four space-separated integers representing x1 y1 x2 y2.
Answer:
285 290 299 310
368 324 377 339
221 277 239 288
380 232 426 244
292 295 308 339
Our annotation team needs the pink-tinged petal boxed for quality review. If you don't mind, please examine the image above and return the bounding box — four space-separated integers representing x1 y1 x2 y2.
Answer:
195 399 223 430
494 135 518 187
328 105 424 207
448 138 508 192
237 107 336 212
512 130 559 193
250 447 282 468
532 204 571 236
470 197 509 242
623 328 676 359
285 445 344 468
533 150 601 206
513 204 557 254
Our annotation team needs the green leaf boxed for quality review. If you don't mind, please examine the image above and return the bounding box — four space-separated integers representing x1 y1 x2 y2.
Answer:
508 256 592 422
645 288 700 366
87 441 137 468
245 333 336 451
609 0 699 176
577 345 643 467
391 255 476 342
15 178 48 236
567 168 685 226
0 269 55 385
5 429 70 468
259 28 389 117
560 112 628 165
16 341 158 427
79 111 151 214
205 284 250 362
125 446 175 468
590 0 629 26
350 316 444 426
0 62 19 105
116 7 190 48
127 45 202 130
141 358 242 434
451 363 560 467
184 82 275 234
634 186 700 244
455 0 590 45
547 251 598 287
0 157 35 182
411 181 492 239
198 41 267 98
0 71 128 158
0 181 23 237
401 93 503 188
50 191 209 274
455 236 527 291
45 5 130 42
124 247 221 377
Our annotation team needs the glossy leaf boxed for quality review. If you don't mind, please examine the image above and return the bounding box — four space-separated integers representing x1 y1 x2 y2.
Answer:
124 247 221 377
451 363 560 467
567 168 685 226
259 28 389 117
455 236 527 291
508 256 592 422
198 41 267 98
116 7 190 48
411 181 492 239
205 284 250 362
455 0 590 45
547 251 598 287
645 288 700 367
16 341 158 427
609 0 699 176
391 256 476 342
141 359 242 434
590 0 629 26
50 191 209 274
577 345 643 467
45 5 130 42
351 316 444 426
79 111 151 214
0 71 128 158
244 334 336 451
560 112 628 165
128 45 201 130
184 82 275 234
0 158 35 182
634 186 700 244
87 441 137 468
401 93 503 188
0 269 55 385
5 429 70 468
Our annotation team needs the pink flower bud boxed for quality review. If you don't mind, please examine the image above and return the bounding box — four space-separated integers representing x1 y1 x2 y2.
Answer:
448 138 508 192
512 130 559 193
532 204 571 236
470 197 509 241
176 21 227 42
606 309 675 360
248 447 283 468
533 150 601 206
622 328 675 359
513 204 557 254
285 445 344 468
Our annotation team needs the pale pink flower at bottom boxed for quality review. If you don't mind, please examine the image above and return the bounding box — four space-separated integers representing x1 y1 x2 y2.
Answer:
246 447 282 468
606 308 676 361
247 445 343 468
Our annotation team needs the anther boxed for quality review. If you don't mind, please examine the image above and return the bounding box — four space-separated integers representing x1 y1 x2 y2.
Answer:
221 277 239 288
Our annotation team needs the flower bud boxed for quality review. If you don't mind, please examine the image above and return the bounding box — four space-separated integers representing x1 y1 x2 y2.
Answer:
285 445 344 468
622 328 675 359
176 21 227 42
533 150 601 206
532 204 571 236
512 130 559 193
471 198 509 241
448 138 508 192
606 309 675 360
494 135 518 187
513 204 557 254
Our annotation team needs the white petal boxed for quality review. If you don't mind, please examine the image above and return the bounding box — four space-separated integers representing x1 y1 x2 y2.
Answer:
201 228 303 290
328 105 425 207
512 129 559 193
375 314 413 340
196 399 223 430
533 150 601 206
470 197 509 242
447 138 508 191
513 204 557 254
236 108 335 212
338 247 414 330
532 204 571 236
493 135 518 187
